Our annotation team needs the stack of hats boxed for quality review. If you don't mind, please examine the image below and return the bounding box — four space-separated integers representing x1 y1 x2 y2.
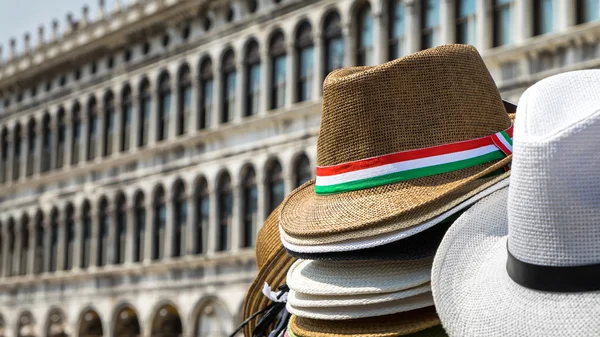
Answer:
277 44 515 337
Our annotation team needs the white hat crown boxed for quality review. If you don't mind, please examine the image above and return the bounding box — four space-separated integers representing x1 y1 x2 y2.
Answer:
508 70 600 267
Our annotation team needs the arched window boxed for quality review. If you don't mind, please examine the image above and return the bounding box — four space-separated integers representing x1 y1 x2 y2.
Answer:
533 0 553 35
113 306 141 337
87 97 98 161
78 309 103 337
46 309 67 337
388 0 406 60
456 0 476 44
217 172 233 252
41 114 52 172
270 32 287 110
139 79 151 147
56 108 66 168
152 186 166 260
82 201 92 269
158 73 172 141
195 301 231 337
104 91 115 157
71 102 81 165
49 210 59 273
323 11 345 79
242 166 258 248
6 219 14 276
296 21 314 102
12 123 21 181
0 128 8 183
245 40 261 117
134 192 146 263
116 193 127 265
356 2 374 66
195 178 209 255
199 58 214 130
151 305 183 337
27 119 36 177
34 212 44 274
267 160 284 213
173 181 187 257
65 204 75 271
178 65 192 135
98 198 109 267
294 154 311 188
121 86 133 152
421 0 440 49
221 50 236 124
20 215 29 275
17 311 35 337
577 0 600 23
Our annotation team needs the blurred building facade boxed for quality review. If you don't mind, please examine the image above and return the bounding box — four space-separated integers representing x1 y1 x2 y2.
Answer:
0 0 598 337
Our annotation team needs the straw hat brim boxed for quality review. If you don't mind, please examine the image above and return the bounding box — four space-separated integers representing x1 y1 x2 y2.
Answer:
287 258 431 296
287 292 433 320
288 283 431 308
280 177 508 252
287 323 447 337
289 307 440 337
431 187 600 336
242 249 296 337
280 157 511 244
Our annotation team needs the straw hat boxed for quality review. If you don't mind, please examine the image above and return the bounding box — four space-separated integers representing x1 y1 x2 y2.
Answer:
287 323 448 337
279 44 513 247
432 70 600 336
289 307 441 337
242 205 296 337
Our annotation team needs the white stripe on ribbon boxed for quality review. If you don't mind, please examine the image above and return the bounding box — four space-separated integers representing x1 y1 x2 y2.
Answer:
315 144 499 187
497 132 513 153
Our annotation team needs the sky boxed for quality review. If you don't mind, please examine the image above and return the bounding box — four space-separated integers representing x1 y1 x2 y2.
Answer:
0 0 118 55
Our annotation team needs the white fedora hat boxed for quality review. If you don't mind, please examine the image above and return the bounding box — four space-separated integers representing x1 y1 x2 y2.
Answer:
287 258 431 296
432 70 600 336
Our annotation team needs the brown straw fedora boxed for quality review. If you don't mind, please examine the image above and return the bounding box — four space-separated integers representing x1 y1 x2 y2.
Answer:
289 306 441 337
242 205 296 337
279 44 513 244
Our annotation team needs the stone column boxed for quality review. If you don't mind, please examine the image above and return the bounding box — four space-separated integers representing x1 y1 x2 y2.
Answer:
260 49 271 114
43 220 52 273
342 24 353 67
130 94 140 151
49 116 59 170
164 196 174 258
514 0 531 43
13 229 21 276
78 113 88 166
406 0 420 54
286 42 297 106
5 128 14 184
33 122 43 175
19 126 29 181
57 213 66 271
113 96 122 154
557 0 575 32
108 207 118 264
189 81 199 134
476 0 491 51
373 10 386 65
72 212 83 270
212 66 223 128
440 0 455 45
207 188 218 253
96 103 106 159
125 205 135 264
1 222 9 277
230 183 241 252
186 195 197 255
27 222 36 275
148 92 158 144
63 114 73 168
169 83 178 139
89 210 99 268
144 201 154 262
256 171 267 225
313 34 324 100
235 59 245 120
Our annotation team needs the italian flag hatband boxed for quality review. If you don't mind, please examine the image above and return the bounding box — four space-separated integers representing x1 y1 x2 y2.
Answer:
315 125 513 195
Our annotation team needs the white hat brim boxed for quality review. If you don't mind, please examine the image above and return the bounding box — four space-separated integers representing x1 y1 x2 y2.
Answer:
288 283 431 308
432 187 600 336
288 258 431 296
281 178 509 252
286 292 434 320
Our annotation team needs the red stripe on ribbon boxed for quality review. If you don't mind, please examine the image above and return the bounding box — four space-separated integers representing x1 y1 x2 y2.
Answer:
317 124 514 177
490 133 511 156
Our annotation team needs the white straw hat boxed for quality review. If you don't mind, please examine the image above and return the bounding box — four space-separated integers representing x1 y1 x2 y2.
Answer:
432 70 600 336
287 292 434 320
288 283 431 308
287 258 431 296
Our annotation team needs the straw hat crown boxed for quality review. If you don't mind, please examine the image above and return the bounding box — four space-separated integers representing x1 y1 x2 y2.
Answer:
508 69 600 267
317 44 510 167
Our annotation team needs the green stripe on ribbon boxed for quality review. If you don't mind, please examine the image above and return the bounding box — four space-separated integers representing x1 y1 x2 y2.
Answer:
315 150 506 195
501 130 513 145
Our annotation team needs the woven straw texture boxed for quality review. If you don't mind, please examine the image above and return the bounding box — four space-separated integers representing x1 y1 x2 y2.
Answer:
279 44 512 241
432 188 600 336
287 258 431 295
290 307 440 337
508 70 600 267
287 323 447 337
287 292 433 320
288 283 431 308
242 205 296 337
